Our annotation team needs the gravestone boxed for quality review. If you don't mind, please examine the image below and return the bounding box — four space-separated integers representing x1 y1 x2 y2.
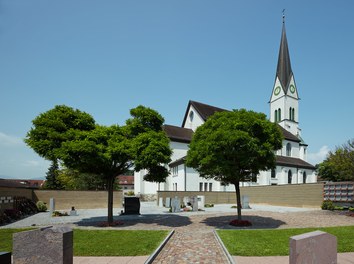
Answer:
0 252 11 264
13 226 73 264
165 197 171 208
190 196 198 212
49 198 55 216
289 230 337 264
197 195 205 208
171 197 181 213
69 206 77 216
241 195 250 209
123 197 140 215
158 197 163 207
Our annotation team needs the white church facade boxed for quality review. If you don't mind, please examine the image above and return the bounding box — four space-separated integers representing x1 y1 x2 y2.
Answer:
134 19 317 196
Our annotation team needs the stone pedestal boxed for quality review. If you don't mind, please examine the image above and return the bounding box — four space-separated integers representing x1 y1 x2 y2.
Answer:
289 230 337 264
165 197 171 208
190 196 198 212
13 226 73 264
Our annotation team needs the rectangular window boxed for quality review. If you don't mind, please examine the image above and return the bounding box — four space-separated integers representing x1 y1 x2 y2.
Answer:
175 183 177 191
209 183 212 192
204 183 208 192
199 183 203 192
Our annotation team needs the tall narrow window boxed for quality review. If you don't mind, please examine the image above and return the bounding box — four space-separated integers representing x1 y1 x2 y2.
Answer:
303 171 307 184
288 170 292 184
199 183 203 192
286 143 292 156
209 183 212 192
271 169 276 178
278 108 281 121
275 110 278 122
292 108 295 121
204 183 208 192
289 107 292 120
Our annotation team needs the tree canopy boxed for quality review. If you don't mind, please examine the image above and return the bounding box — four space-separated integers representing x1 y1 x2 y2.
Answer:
318 139 354 182
25 104 171 224
186 109 283 220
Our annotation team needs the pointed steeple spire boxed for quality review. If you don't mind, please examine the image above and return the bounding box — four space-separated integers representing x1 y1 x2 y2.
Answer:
276 12 293 93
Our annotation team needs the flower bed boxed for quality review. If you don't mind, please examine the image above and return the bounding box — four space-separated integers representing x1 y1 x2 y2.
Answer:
229 219 252 227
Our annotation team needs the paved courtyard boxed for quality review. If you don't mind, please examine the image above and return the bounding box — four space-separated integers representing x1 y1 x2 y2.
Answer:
2 202 354 263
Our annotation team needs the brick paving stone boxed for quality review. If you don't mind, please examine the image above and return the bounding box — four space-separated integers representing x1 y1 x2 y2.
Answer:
152 215 230 264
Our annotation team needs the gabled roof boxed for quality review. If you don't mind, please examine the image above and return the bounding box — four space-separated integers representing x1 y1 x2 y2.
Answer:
276 21 293 93
163 125 193 143
278 125 301 143
182 100 227 127
276 155 315 170
170 155 316 170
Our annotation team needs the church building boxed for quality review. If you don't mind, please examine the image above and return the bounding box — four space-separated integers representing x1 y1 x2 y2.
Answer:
134 18 317 196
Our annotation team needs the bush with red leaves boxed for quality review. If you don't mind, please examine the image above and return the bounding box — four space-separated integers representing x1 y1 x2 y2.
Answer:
97 220 124 227
229 219 252 227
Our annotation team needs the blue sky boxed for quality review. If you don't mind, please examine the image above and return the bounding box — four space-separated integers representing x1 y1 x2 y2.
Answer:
1 1 353 179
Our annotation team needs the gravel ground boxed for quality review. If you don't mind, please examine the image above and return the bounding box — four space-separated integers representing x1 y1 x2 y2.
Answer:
1 202 353 229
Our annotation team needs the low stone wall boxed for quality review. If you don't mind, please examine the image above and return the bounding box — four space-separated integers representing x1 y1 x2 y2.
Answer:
33 190 123 210
158 183 324 208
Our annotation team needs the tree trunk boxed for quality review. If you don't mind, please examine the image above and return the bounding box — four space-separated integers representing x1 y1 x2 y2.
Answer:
107 177 115 224
234 181 242 220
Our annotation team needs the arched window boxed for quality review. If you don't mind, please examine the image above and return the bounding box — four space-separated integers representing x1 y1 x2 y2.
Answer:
289 107 292 120
292 108 295 121
275 110 278 122
286 143 292 156
271 169 276 178
278 108 281 121
288 170 292 184
303 171 307 184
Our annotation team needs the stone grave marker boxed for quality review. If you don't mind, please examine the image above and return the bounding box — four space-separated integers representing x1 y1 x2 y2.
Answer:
123 197 140 215
49 198 55 216
190 196 198 212
165 197 171 208
13 226 73 264
171 197 181 212
0 252 11 264
241 195 251 209
158 197 163 207
289 230 337 264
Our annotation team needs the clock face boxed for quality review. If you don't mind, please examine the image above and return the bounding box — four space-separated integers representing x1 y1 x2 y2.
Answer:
290 84 296 93
274 86 281 96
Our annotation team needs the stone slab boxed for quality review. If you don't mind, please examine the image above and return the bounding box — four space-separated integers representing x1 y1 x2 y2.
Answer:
289 230 337 264
124 197 140 215
13 226 73 264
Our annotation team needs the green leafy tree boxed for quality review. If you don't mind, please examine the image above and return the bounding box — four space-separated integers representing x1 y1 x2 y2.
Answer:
318 139 354 181
186 109 283 220
26 105 171 224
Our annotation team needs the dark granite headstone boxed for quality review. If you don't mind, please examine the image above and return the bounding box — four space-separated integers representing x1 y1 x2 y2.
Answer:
124 197 140 215
0 252 11 264
13 226 73 264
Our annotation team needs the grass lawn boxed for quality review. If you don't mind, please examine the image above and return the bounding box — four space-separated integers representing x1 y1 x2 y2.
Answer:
0 228 169 256
217 226 354 256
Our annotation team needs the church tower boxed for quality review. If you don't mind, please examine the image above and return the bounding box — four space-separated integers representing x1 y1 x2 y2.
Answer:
270 15 300 136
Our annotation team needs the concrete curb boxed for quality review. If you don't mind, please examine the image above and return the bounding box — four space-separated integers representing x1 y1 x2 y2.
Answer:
213 230 236 264
144 229 175 264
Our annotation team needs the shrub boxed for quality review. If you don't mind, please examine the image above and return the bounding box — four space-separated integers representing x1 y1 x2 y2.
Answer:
52 211 68 217
321 200 335 210
36 201 47 212
4 209 22 220
204 203 214 208
125 191 135 196
349 207 354 212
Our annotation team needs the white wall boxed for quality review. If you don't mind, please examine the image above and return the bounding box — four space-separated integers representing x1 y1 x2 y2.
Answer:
183 105 205 131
